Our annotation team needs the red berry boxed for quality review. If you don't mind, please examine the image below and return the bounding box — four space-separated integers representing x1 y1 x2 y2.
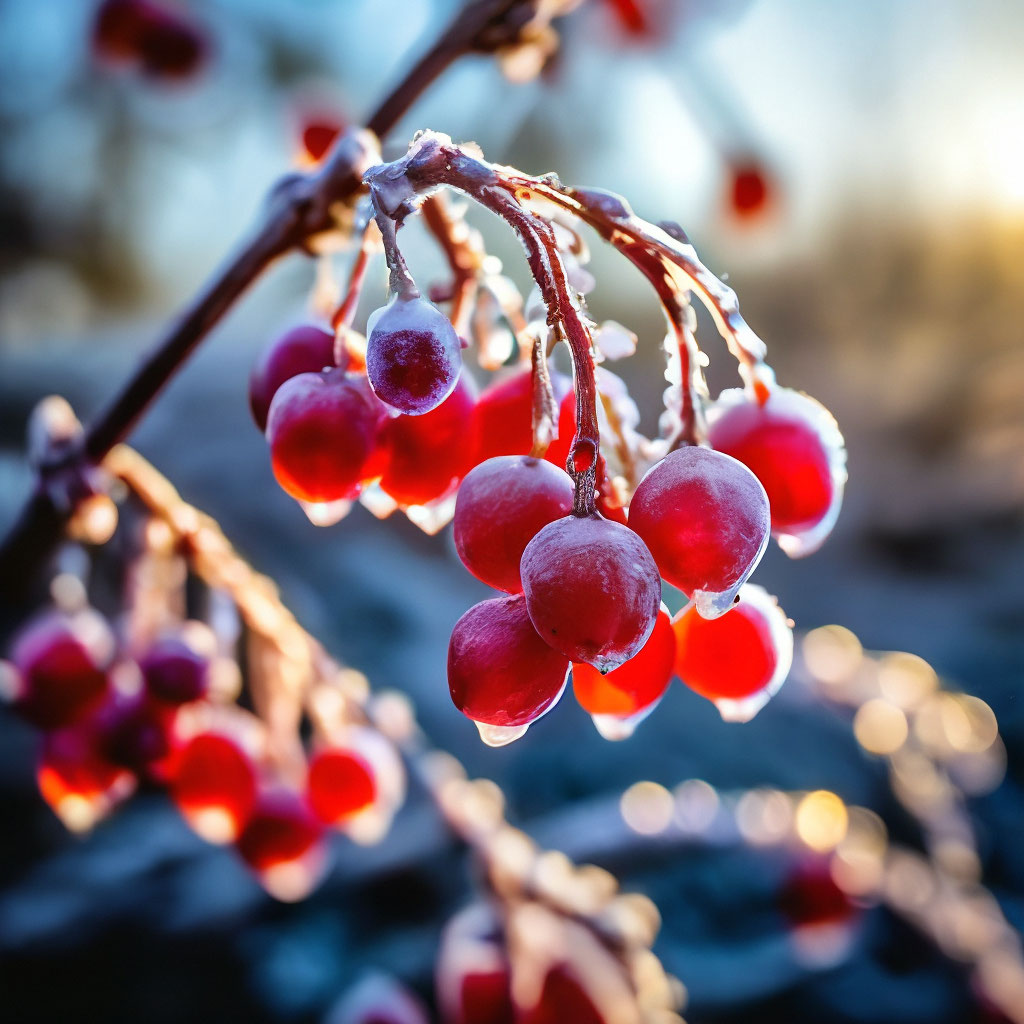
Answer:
521 514 661 672
454 456 574 593
96 692 177 780
708 386 845 556
672 584 792 721
137 5 205 81
37 722 134 831
604 0 649 36
236 789 328 901
378 375 475 506
266 368 384 504
300 116 345 164
520 967 607 1024
729 161 771 219
140 636 209 705
93 0 206 81
780 859 857 929
249 324 340 432
572 607 674 722
307 747 377 826
93 0 149 61
8 610 112 730
366 298 462 415
470 366 571 467
170 732 257 844
628 446 769 618
541 385 578 472
448 595 569 730
436 905 514 1024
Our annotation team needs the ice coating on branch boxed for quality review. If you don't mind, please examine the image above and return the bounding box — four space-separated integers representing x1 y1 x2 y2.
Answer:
628 447 770 618
708 385 846 558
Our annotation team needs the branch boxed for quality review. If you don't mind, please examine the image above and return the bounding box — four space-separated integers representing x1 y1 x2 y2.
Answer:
0 0 577 605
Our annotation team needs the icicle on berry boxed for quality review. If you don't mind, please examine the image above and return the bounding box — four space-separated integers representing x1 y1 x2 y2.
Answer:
37 723 135 832
235 789 328 902
470 366 572 467
628 446 769 618
572 606 675 740
673 584 793 722
436 904 514 1024
6 609 113 730
366 297 462 415
708 385 846 558
265 368 383 504
379 375 475 506
170 732 257 844
448 595 569 745
454 456 574 593
520 515 661 672
249 324 340 432
140 635 210 705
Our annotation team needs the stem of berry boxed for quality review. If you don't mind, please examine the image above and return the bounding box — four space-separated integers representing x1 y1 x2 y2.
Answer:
365 135 602 516
371 195 420 302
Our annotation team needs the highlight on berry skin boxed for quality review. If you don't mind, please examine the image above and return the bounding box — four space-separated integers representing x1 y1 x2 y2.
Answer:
673 583 794 723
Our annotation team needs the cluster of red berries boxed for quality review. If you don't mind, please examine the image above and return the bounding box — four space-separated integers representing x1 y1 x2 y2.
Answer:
250 290 843 745
1 606 404 901
92 0 206 82
252 317 577 521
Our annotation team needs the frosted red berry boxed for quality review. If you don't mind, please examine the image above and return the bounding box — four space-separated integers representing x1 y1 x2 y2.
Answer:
521 514 661 672
572 607 674 720
96 693 177 780
628 446 769 618
448 595 568 729
236 789 328 901
307 747 377 826
140 636 209 705
37 722 134 831
378 375 475 506
170 732 257 843
454 456 574 593
366 298 462 415
672 584 793 721
249 324 340 432
708 386 845 556
8 610 112 730
266 368 383 504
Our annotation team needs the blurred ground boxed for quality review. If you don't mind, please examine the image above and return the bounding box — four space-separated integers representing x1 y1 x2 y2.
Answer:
1 1 1023 1022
